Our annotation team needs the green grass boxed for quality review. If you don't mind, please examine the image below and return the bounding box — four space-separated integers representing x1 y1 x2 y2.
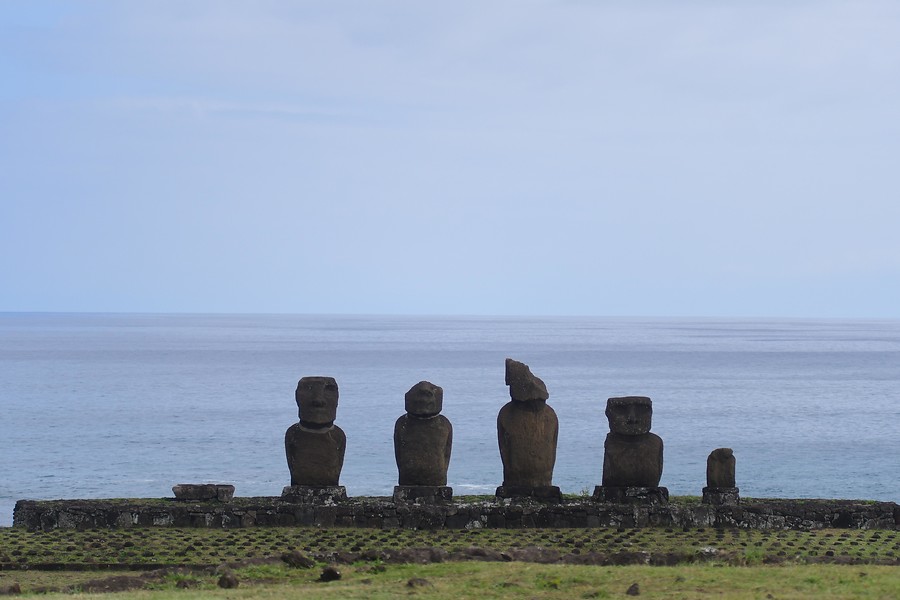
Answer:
1 525 899 597
2 526 898 569
3 563 899 599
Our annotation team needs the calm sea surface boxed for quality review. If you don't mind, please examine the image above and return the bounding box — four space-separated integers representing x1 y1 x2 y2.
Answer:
1 313 899 526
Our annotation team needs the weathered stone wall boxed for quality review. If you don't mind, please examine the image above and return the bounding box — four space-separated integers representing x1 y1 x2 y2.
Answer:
13 497 899 532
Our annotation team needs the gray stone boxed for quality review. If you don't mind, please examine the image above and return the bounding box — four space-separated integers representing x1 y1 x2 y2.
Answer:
12 496 900 532
282 550 316 568
393 485 453 504
0 583 21 596
495 485 562 502
217 572 239 589
702 487 740 506
171 484 234 502
502 545 561 563
593 486 670 505
281 485 347 503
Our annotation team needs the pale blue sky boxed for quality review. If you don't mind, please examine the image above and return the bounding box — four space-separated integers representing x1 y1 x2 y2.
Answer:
2 1 899 317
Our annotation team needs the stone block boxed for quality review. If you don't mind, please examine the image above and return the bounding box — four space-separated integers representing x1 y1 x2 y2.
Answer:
393 485 453 504
495 485 562 502
281 485 347 504
593 486 670 505
702 486 740 505
172 484 235 502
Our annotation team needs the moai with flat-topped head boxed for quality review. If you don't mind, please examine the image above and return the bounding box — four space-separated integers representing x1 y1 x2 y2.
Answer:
593 396 668 504
393 381 453 504
702 447 739 505
496 358 561 501
283 376 347 502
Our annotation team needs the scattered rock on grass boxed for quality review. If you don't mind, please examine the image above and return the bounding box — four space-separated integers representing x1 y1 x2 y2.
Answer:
77 576 146 593
333 551 361 564
357 564 386 574
407 578 432 588
650 552 691 566
502 546 561 564
561 551 607 565
384 547 449 564
217 572 239 589
608 551 651 566
449 547 505 562
282 550 316 568
626 582 640 596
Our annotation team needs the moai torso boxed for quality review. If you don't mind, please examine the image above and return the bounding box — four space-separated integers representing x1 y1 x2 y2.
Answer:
284 376 346 486
394 381 452 486
497 400 558 487
285 423 346 486
497 359 558 488
601 396 664 487
602 432 663 487
706 448 736 488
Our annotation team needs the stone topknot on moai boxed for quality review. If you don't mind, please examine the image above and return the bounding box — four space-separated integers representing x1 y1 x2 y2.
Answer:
702 448 739 505
393 381 453 504
496 358 561 501
593 396 668 504
283 376 347 502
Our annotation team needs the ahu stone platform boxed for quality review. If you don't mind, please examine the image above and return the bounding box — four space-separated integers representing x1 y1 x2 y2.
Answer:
13 496 899 532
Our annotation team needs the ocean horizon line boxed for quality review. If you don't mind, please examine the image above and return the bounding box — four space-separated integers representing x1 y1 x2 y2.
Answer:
2 311 899 323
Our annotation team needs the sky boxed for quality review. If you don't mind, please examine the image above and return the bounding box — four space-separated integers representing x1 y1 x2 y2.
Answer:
1 1 899 317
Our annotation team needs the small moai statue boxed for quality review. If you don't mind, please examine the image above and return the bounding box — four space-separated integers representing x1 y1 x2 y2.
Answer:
702 448 739 505
496 358 561 501
393 381 453 504
283 376 347 502
593 396 668 504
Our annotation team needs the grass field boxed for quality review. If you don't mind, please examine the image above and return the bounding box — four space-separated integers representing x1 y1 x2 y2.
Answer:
1 525 898 598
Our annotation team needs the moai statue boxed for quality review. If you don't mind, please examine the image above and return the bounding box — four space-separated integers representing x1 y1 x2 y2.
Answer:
593 396 668 504
496 358 561 500
283 376 347 502
393 381 453 504
702 448 740 505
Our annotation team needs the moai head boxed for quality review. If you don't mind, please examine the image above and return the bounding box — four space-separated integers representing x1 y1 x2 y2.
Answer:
295 376 339 425
605 396 653 436
405 381 443 416
505 358 549 402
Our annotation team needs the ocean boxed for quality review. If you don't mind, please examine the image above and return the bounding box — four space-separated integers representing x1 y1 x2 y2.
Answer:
1 313 898 526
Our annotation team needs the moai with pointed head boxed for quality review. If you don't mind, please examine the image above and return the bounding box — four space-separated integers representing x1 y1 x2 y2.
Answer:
593 396 668 504
393 381 453 503
702 447 739 505
496 358 561 501
283 376 347 502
